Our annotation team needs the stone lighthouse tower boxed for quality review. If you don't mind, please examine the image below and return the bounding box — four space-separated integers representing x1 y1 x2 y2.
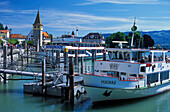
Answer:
33 10 43 48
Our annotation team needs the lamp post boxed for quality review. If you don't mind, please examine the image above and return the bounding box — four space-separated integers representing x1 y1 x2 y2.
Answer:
131 17 137 47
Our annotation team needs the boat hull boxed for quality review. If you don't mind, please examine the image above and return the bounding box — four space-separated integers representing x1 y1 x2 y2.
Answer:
84 82 170 103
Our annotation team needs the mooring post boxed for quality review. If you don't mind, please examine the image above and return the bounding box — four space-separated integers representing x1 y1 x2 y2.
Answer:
10 45 13 63
52 47 54 64
94 49 97 61
56 50 60 68
92 49 95 63
27 46 29 64
36 39 39 52
69 57 74 106
64 48 68 72
103 49 106 61
46 50 49 64
18 48 21 60
3 45 7 84
81 57 83 74
92 49 95 74
42 58 46 95
75 49 78 73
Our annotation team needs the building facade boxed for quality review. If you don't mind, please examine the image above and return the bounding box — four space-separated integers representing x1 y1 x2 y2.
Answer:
0 30 10 40
27 30 51 43
83 33 105 44
10 34 27 44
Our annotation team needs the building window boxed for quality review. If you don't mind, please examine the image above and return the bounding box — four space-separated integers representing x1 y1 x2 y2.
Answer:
34 26 36 28
38 26 40 28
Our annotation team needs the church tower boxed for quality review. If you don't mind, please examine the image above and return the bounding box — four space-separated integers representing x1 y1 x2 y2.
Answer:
33 10 43 47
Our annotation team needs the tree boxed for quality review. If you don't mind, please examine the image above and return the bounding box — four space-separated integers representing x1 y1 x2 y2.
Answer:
0 39 3 46
46 42 53 45
49 34 53 43
143 34 155 48
0 23 4 30
105 31 126 48
27 40 34 46
133 31 142 48
8 39 19 45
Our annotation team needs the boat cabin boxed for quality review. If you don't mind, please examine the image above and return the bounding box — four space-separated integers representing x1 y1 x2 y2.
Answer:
107 48 168 63
92 48 170 89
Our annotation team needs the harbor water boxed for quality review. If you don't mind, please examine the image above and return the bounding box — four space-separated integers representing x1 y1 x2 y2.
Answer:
0 57 170 112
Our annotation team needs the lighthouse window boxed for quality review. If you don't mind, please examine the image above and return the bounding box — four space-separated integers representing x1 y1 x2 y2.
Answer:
160 71 169 81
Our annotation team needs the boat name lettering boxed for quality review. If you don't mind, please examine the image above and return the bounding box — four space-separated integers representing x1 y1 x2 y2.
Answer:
101 80 116 85
110 63 119 70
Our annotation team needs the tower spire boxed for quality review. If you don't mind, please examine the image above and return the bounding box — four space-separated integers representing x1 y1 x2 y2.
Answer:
33 10 43 26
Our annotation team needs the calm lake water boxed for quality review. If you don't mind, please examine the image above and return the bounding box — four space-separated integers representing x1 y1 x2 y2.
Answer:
0 55 170 112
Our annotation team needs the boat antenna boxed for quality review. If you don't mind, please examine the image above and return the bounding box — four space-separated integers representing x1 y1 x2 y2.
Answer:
131 17 137 47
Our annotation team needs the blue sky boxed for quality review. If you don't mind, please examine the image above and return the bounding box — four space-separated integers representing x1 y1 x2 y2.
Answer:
1 0 170 37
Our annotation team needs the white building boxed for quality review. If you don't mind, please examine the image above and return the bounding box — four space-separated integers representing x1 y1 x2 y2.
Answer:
27 30 51 43
83 33 105 44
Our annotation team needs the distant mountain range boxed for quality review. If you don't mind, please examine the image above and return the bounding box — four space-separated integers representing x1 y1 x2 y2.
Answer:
102 30 170 46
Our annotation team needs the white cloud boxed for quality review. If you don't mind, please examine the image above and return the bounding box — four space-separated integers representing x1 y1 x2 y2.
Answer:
1 8 170 36
8 24 32 28
0 1 9 6
76 0 161 5
0 9 36 14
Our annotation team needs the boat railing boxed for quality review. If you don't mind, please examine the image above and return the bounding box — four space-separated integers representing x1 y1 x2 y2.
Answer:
85 73 145 82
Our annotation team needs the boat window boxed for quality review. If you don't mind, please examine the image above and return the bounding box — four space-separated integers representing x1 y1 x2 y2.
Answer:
108 51 113 60
132 52 138 62
160 71 169 81
107 71 115 77
154 52 163 62
119 52 123 59
147 73 158 84
95 70 99 72
129 74 136 77
121 72 126 75
124 52 130 61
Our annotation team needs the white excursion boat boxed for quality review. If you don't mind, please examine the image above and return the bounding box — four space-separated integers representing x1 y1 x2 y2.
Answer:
83 48 170 103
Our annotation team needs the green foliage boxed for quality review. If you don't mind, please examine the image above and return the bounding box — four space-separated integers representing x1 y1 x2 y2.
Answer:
8 39 19 45
0 23 4 30
27 40 34 46
143 34 154 48
0 39 3 46
49 34 53 42
46 42 53 45
105 31 126 48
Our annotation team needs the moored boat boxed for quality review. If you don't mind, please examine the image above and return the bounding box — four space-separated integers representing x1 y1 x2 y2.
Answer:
83 48 170 103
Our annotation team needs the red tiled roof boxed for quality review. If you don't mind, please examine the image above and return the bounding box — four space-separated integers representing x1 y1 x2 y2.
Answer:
10 34 27 39
43 32 50 38
0 30 9 34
